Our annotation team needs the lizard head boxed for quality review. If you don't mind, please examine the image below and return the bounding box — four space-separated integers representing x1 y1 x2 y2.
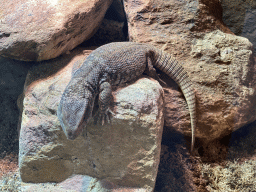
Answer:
57 96 94 140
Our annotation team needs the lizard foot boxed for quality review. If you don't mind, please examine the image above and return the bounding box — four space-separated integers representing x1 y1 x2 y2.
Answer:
93 108 115 125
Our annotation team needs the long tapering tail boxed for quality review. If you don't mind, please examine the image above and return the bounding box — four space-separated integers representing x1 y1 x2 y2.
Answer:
153 49 196 152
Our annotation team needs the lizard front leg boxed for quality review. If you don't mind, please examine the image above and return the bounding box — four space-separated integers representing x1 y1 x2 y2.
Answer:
95 81 114 125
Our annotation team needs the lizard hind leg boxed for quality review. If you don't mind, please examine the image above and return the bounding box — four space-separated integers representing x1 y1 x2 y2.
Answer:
95 81 114 125
146 57 167 87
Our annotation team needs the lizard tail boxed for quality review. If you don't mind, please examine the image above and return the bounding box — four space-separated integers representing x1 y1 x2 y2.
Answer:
153 49 196 153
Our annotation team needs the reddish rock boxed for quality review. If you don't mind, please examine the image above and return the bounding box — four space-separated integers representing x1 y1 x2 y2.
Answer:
0 0 112 61
123 0 232 57
123 0 256 146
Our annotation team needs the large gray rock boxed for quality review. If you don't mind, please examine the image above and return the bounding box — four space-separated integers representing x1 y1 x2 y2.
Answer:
18 46 164 191
0 0 113 61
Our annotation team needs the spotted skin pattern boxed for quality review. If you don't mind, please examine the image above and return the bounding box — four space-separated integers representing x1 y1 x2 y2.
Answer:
57 42 196 152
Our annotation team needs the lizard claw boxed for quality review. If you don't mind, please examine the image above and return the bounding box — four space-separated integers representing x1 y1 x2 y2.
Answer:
93 108 114 125
101 108 114 125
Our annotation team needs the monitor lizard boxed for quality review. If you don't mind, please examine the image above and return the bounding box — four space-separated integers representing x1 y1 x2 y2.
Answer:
57 42 196 152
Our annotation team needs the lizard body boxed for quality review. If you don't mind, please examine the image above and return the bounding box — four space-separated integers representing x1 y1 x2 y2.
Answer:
57 42 196 152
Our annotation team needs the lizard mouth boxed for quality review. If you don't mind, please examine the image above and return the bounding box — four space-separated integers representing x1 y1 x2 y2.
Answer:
66 119 87 140
57 98 87 140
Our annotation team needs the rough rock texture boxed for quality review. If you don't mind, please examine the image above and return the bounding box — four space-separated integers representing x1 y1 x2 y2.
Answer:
221 0 256 55
123 0 232 56
123 0 256 146
190 30 256 141
0 57 30 155
0 0 113 61
18 46 164 191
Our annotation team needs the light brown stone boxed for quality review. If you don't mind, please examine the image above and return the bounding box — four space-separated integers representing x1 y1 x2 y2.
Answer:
0 0 113 61
189 30 256 141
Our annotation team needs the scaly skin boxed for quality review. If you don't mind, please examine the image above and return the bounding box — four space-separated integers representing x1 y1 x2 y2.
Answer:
57 42 196 152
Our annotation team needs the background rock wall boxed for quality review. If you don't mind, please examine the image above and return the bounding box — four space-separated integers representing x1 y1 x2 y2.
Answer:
221 0 256 55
